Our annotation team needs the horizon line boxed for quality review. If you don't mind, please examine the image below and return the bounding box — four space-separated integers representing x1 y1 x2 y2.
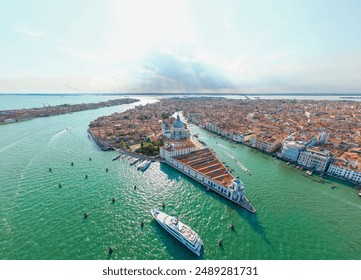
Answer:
1 93 361 96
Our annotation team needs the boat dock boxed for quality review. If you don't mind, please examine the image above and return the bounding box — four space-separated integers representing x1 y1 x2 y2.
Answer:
113 148 159 162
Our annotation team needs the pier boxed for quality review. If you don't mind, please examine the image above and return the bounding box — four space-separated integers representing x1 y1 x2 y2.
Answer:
116 148 160 162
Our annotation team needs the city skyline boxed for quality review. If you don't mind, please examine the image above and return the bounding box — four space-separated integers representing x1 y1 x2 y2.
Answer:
1 0 361 94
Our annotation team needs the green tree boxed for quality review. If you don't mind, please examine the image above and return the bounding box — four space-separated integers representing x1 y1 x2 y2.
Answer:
119 140 129 150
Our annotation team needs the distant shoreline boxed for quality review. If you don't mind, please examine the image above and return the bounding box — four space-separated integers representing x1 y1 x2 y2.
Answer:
0 98 139 125
1 93 361 96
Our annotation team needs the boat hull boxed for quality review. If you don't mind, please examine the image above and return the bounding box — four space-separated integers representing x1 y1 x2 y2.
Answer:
151 209 203 256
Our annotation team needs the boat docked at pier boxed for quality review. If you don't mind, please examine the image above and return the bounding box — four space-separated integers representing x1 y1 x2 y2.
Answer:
150 209 204 256
137 160 151 171
130 158 140 166
112 154 121 161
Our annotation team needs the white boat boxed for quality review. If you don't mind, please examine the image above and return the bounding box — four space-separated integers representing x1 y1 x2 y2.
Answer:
150 209 204 256
306 170 313 176
112 154 121 161
137 160 151 171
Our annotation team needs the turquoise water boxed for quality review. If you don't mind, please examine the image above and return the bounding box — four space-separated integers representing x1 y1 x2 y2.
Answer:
0 96 360 260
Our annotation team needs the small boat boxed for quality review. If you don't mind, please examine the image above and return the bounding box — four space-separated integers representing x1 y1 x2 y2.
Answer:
137 160 151 171
306 170 313 176
112 154 121 161
130 158 140 166
358 190 361 197
150 209 204 256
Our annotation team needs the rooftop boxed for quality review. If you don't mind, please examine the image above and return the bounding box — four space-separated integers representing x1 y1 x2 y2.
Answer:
174 148 234 187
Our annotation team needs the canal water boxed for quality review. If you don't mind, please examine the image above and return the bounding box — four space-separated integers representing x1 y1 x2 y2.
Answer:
0 96 360 259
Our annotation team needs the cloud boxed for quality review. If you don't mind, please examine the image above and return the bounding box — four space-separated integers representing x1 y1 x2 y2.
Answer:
14 27 46 38
134 48 235 92
223 15 232 30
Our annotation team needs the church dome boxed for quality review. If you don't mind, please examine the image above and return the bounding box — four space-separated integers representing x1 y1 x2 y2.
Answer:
173 115 184 129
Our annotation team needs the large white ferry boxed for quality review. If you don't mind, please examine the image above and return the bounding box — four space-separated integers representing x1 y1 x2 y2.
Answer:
151 209 204 256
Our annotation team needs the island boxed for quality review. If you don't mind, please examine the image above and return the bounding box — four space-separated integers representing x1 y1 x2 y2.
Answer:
0 98 139 125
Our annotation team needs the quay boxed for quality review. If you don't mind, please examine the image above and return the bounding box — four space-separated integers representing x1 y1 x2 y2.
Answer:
113 148 160 162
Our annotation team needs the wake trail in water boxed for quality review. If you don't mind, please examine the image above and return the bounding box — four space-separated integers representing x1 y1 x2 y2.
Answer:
217 143 232 152
49 128 69 143
0 143 17 154
220 147 252 174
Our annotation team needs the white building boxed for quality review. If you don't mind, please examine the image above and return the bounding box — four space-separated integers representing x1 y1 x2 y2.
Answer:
160 115 195 160
297 147 332 172
256 137 282 153
160 116 256 213
249 136 258 147
205 122 221 135
160 115 190 140
327 151 361 183
159 139 196 161
281 141 306 162
233 131 252 143
166 148 255 212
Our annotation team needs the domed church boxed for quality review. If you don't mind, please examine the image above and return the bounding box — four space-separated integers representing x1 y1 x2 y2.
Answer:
161 115 190 140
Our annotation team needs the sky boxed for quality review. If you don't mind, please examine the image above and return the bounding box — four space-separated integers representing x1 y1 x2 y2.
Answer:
0 0 361 94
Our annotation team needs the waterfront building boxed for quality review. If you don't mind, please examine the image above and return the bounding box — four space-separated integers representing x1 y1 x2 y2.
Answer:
187 112 202 125
255 136 282 153
4 118 16 123
297 147 332 172
159 139 196 160
281 141 306 162
205 122 221 135
249 135 258 147
249 133 282 153
165 148 255 213
232 131 252 143
160 114 255 213
327 150 361 183
160 115 195 160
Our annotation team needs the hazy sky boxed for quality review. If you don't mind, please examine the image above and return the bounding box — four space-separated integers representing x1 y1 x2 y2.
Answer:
1 0 361 94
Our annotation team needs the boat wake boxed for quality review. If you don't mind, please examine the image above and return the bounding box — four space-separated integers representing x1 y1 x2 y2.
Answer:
217 143 232 152
0 142 17 155
49 128 69 143
222 150 252 175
